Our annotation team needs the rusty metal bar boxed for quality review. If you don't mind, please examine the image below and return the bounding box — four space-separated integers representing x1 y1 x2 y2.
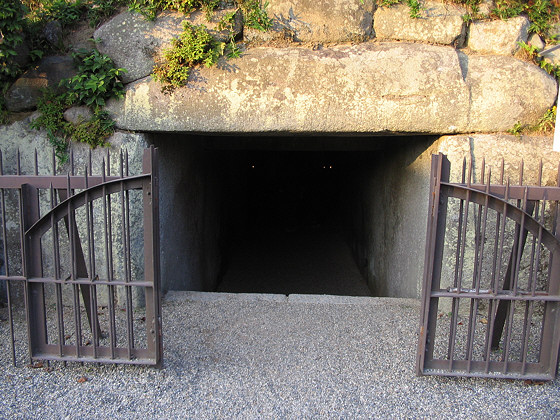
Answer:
466 165 491 373
119 151 134 360
417 153 450 375
491 195 535 351
22 184 47 359
84 168 99 358
0 175 120 189
50 184 65 359
65 174 82 359
124 150 135 355
143 146 162 367
0 151 16 366
448 159 472 370
102 159 117 360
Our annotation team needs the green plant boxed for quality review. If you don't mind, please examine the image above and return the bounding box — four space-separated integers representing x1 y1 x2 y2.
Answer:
31 87 117 162
492 0 559 39
406 0 423 18
507 121 524 136
507 106 556 136
70 108 114 147
518 41 560 80
378 0 401 6
152 22 224 89
534 105 556 133
493 0 526 19
217 9 237 31
241 0 272 31
88 0 125 27
31 89 71 162
0 0 26 81
62 48 126 108
128 0 220 21
527 0 559 38
128 0 161 20
38 0 87 27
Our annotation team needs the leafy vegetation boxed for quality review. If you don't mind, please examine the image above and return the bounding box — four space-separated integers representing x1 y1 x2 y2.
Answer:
0 0 27 82
153 22 224 89
493 0 559 38
62 48 127 108
128 0 220 21
31 49 124 161
508 106 557 136
240 0 272 31
518 41 560 80
30 88 72 162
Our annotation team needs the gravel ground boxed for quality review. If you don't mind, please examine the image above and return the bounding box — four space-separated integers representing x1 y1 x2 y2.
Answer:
1 291 559 419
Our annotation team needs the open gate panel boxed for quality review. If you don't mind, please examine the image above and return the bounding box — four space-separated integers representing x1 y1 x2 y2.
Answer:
0 147 161 367
418 154 560 380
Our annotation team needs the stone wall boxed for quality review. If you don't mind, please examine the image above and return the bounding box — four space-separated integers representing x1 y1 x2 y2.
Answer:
349 134 560 298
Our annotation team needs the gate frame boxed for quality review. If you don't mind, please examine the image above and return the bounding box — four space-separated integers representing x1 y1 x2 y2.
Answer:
417 153 560 380
0 146 162 367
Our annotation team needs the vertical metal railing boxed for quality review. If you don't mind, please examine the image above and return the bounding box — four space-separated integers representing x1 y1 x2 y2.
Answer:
418 153 560 380
0 146 161 367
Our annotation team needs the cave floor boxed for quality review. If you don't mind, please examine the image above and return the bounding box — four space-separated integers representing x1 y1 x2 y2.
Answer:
217 225 372 296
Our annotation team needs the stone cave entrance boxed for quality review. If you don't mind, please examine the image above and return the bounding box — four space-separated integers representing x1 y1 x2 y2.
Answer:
153 134 437 297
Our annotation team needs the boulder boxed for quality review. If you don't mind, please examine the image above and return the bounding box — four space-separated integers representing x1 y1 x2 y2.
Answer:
373 1 467 46
527 33 545 51
94 9 243 84
43 20 63 47
12 34 31 70
4 56 76 112
245 0 374 43
105 42 557 134
468 16 530 55
461 54 557 132
63 106 93 124
477 0 495 17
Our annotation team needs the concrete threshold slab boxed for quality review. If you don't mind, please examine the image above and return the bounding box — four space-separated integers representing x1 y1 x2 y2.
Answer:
165 290 419 306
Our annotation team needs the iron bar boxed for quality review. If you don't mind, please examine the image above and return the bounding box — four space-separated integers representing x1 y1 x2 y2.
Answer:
120 151 134 359
102 159 117 359
51 184 65 358
0 151 16 366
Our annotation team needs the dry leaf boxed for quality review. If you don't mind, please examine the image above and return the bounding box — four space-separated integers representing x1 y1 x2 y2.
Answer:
27 362 44 369
480 318 488 325
77 376 88 383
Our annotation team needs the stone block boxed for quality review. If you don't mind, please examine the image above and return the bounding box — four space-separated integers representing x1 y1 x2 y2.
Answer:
94 9 243 84
106 42 557 135
373 1 467 46
468 16 530 55
245 0 375 43
4 56 76 112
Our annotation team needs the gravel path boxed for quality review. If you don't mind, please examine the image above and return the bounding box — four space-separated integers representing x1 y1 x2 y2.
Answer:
1 291 559 419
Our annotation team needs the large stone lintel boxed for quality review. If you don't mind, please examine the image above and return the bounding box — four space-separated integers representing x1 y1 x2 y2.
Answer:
106 42 558 135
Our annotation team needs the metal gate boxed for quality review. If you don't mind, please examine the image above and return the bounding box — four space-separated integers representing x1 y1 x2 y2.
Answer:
0 146 162 367
417 153 560 380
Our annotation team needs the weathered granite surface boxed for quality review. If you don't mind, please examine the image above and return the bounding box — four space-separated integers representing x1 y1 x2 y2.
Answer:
373 1 467 46
468 16 530 55
105 42 557 134
94 9 243 84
